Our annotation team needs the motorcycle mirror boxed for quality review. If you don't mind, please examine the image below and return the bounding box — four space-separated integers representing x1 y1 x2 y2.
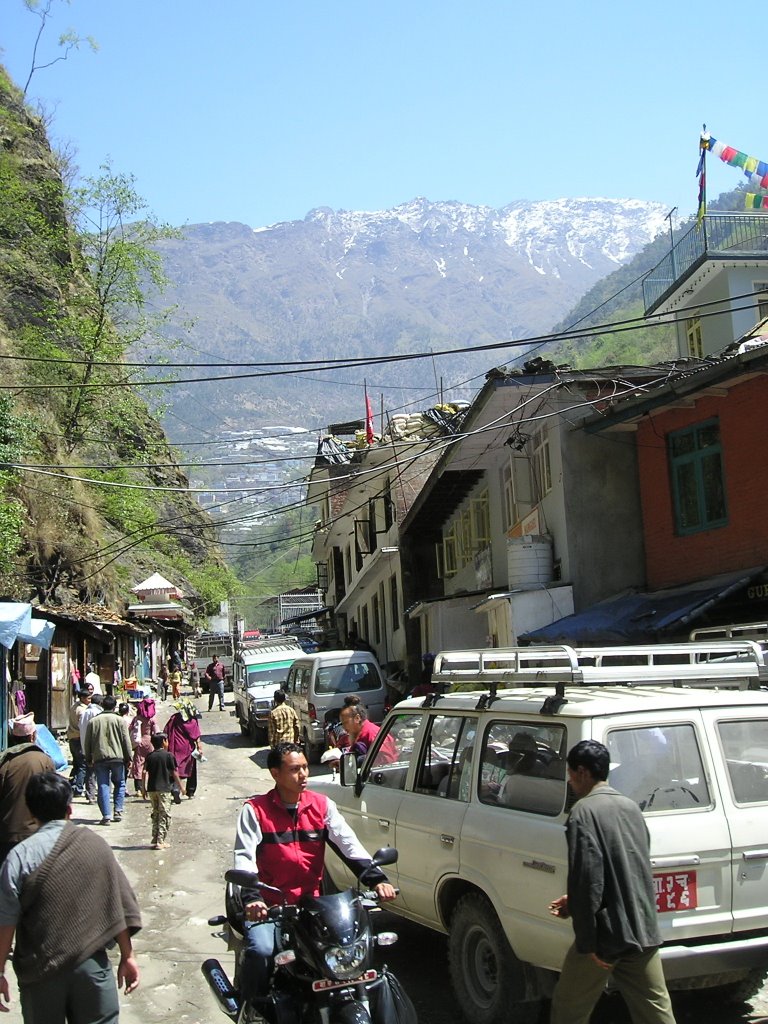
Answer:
370 846 398 868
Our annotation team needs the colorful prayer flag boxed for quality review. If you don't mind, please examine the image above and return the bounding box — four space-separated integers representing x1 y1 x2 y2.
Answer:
365 390 374 445
696 132 768 212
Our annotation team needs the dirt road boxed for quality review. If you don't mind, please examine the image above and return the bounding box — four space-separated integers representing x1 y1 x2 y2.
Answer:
79 700 268 1024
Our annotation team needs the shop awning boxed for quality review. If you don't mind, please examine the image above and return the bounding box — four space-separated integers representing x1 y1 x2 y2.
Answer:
0 603 55 650
519 569 765 646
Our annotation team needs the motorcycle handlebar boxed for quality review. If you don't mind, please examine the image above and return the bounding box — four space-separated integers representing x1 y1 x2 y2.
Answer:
362 888 400 902
243 887 400 921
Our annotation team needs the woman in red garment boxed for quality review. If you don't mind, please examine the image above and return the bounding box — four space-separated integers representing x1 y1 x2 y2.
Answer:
165 699 204 798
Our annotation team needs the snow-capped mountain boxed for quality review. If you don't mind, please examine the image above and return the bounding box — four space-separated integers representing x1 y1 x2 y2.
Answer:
153 196 667 431
302 196 666 280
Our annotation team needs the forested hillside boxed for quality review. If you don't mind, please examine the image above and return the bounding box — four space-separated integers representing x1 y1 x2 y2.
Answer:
0 67 235 616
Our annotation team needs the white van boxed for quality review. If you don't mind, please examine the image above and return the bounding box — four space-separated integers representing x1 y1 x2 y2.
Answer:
233 637 303 743
284 650 386 762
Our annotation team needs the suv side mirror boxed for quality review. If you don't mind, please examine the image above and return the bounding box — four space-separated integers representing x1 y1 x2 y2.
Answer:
339 752 358 787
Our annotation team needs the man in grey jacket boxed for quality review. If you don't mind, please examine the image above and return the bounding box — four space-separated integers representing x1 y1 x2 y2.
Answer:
84 696 133 826
549 739 676 1024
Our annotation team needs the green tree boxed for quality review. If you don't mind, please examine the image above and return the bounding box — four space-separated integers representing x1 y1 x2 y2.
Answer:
22 0 98 97
22 162 180 451
0 396 34 577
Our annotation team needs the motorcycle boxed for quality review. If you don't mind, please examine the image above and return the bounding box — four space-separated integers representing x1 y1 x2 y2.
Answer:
202 846 416 1024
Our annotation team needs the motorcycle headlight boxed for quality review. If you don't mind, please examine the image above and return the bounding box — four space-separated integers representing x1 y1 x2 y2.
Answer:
323 940 368 980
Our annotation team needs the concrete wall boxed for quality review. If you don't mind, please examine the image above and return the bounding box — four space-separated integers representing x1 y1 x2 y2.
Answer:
509 586 574 643
561 417 646 609
424 598 490 655
674 267 768 358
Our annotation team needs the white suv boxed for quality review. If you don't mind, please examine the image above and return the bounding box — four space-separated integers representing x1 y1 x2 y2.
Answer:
313 642 768 1024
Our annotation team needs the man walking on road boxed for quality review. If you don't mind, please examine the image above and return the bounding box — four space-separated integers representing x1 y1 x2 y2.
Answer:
84 695 133 826
66 688 93 796
205 655 226 712
549 739 675 1024
0 771 141 1022
267 690 299 746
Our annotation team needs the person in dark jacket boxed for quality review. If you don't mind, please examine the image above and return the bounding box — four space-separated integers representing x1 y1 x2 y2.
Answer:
205 656 226 712
0 717 55 864
548 739 676 1024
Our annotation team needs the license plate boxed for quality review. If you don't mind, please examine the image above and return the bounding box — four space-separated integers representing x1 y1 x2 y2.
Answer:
312 969 377 992
653 870 698 912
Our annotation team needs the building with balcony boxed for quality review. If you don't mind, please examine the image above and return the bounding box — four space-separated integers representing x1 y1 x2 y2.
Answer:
643 212 768 358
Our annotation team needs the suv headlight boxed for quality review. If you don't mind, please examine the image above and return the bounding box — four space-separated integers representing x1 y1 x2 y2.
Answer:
323 940 368 979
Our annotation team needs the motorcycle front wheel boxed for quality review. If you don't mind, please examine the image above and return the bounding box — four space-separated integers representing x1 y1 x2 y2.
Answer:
328 1001 372 1024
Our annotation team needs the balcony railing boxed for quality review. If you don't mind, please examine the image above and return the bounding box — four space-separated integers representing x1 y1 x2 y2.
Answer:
643 213 768 313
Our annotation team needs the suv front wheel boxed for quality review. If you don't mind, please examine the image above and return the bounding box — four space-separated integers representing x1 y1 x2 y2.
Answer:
448 893 539 1024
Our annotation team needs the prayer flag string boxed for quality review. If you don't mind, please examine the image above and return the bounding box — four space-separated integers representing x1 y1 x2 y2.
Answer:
699 132 768 209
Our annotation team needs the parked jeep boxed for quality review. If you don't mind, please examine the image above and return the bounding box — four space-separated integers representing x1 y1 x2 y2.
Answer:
313 641 768 1024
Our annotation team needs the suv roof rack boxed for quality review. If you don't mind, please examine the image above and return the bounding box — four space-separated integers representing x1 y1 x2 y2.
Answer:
237 635 302 653
690 621 768 644
432 641 768 693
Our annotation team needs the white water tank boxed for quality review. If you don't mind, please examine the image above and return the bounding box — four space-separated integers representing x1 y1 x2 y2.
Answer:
507 535 554 587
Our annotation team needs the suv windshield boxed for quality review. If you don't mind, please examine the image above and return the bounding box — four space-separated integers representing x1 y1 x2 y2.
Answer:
315 662 380 695
246 661 295 687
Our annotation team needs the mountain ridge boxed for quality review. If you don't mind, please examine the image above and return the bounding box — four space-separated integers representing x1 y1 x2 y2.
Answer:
155 196 668 436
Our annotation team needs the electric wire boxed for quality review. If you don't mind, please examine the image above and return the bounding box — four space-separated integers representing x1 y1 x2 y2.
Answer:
3 292 762 392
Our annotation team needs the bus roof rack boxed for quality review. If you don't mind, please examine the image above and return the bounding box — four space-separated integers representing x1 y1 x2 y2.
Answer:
432 641 768 694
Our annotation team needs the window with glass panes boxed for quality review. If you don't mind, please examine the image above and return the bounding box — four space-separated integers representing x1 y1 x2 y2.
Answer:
668 419 727 534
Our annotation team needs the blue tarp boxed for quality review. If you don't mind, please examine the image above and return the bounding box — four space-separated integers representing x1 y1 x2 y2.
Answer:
17 617 55 650
0 603 55 650
0 604 33 650
34 724 67 771
520 569 764 646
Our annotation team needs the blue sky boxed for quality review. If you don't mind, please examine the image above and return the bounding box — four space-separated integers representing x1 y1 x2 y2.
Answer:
2 0 764 231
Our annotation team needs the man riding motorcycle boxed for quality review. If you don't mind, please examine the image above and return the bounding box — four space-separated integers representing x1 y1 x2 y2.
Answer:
233 741 396 1008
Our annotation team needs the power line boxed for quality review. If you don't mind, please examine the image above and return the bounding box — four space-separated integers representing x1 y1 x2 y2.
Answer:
5 292 761 392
